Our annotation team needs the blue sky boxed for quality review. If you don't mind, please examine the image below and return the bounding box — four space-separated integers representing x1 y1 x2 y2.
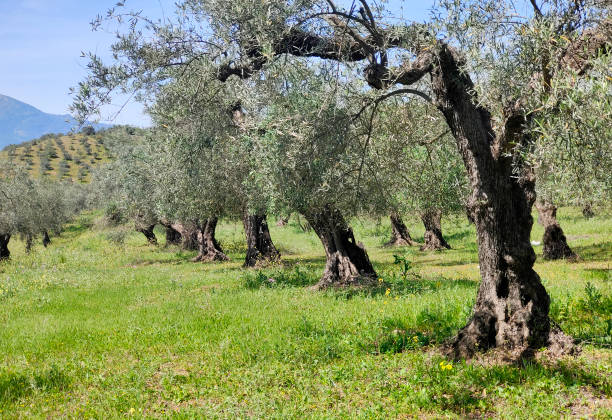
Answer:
0 0 435 126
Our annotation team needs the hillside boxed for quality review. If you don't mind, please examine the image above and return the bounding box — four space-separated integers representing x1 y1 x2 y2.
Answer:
1 131 109 182
0 94 110 148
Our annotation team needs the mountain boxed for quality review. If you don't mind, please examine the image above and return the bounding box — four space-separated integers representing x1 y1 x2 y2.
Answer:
0 94 111 148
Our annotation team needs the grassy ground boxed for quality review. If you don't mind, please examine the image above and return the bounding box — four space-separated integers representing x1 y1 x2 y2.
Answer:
0 208 610 418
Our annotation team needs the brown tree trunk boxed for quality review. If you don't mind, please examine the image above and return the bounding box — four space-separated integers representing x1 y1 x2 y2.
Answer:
42 231 51 248
164 225 182 246
428 45 575 359
582 203 594 219
243 213 280 267
0 234 10 260
137 224 157 245
386 212 418 246
169 222 199 251
192 218 228 262
420 209 451 251
304 205 377 290
536 201 577 261
25 235 33 253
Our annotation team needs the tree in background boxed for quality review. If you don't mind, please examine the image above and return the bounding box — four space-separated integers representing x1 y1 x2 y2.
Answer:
531 54 611 260
366 102 467 251
0 163 86 258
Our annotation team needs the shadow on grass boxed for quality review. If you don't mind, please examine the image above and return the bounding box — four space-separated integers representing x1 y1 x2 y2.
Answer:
429 256 480 267
572 242 612 262
129 251 198 266
0 366 71 405
62 216 94 237
444 229 475 243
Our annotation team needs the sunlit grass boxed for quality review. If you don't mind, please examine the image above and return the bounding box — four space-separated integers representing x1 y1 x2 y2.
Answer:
0 208 609 418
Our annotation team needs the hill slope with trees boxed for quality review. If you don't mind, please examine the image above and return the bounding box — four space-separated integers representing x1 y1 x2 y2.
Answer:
1 129 114 182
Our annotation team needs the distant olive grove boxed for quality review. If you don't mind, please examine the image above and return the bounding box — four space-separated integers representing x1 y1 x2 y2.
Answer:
1 126 114 183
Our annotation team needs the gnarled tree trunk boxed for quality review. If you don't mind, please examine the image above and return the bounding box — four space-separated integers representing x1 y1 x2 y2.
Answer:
428 45 575 359
0 234 10 260
137 224 158 245
243 213 280 267
192 218 228 262
420 209 451 251
304 205 377 290
169 222 199 251
42 231 51 248
536 201 577 261
386 212 418 246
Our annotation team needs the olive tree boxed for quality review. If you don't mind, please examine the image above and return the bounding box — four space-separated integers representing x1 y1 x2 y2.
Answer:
0 163 84 258
74 0 611 357
531 53 611 259
246 64 386 289
365 102 467 250
150 67 282 265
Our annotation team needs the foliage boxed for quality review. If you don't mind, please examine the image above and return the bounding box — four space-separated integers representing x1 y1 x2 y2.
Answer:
0 162 88 243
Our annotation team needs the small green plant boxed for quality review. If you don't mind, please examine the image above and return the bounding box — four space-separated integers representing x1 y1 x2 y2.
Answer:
393 254 414 281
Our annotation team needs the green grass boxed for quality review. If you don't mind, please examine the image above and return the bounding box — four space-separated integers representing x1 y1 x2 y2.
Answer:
0 208 610 418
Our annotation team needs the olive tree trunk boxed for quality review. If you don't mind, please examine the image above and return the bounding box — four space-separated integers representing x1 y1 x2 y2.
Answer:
25 235 33 253
137 224 158 245
243 213 280 267
42 231 51 248
582 203 594 219
192 218 228 262
386 212 418 246
428 45 575 359
169 222 199 251
0 234 10 260
304 205 377 290
536 201 577 261
420 209 451 251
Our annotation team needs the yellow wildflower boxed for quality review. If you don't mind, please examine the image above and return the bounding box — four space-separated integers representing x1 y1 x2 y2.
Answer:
385 288 391 296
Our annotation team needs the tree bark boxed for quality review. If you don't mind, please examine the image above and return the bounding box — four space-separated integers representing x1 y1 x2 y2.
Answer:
536 201 577 261
136 224 158 245
243 213 280 267
386 212 418 246
0 234 10 260
42 231 51 248
25 235 33 253
427 45 575 359
169 222 199 251
582 203 594 219
192 218 228 262
304 205 377 290
419 210 451 251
